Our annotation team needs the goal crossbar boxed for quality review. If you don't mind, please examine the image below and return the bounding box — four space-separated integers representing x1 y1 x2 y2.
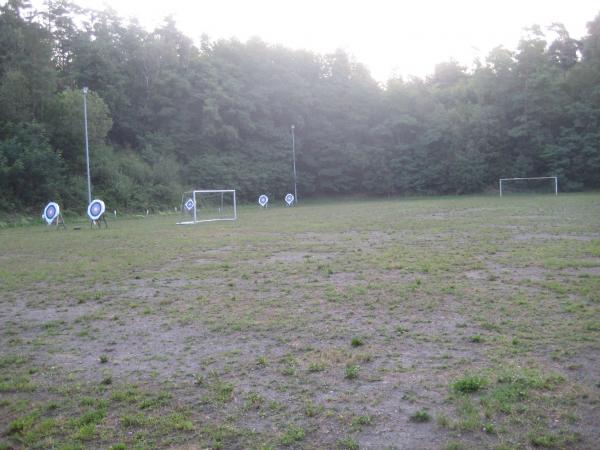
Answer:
499 177 558 197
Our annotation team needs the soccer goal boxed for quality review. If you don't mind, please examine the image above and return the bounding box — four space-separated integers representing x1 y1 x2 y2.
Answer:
499 177 558 197
177 190 237 225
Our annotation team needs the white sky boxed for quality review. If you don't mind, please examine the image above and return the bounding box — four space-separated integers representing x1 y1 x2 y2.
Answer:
30 0 600 81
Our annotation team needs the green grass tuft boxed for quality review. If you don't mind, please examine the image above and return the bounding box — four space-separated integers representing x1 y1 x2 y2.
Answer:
351 337 364 347
410 409 431 422
451 375 487 393
345 364 360 380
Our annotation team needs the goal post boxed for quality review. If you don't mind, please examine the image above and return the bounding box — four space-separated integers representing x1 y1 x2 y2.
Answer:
499 177 558 197
177 190 237 225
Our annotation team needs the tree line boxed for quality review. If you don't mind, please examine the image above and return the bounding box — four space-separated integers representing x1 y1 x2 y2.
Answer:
1 0 599 212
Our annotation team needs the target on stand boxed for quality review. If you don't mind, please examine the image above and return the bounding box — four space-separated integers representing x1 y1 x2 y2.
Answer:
87 199 106 221
285 193 295 206
184 198 195 211
43 202 60 225
258 194 269 207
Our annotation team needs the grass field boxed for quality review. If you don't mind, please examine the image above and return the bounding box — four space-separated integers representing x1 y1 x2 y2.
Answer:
1 194 599 450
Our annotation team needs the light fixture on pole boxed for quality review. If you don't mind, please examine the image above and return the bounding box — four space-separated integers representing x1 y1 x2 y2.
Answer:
291 124 298 205
82 87 92 205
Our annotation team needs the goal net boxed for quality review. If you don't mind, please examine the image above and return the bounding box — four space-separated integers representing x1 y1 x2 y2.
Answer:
177 190 237 224
499 177 558 197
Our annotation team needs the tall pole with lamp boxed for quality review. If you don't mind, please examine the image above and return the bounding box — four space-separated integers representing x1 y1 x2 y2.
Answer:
83 87 92 205
291 124 298 205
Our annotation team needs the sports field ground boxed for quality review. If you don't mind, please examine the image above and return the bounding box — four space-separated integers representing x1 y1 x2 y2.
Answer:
1 194 599 449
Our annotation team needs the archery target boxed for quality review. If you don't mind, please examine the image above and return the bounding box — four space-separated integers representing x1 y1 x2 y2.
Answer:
258 194 269 207
43 202 60 224
184 199 195 211
285 193 295 205
87 199 106 221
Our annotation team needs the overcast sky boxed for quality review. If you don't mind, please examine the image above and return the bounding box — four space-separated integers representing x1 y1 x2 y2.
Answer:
28 0 600 81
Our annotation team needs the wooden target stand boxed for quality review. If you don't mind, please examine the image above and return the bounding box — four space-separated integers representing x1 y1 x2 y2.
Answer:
48 214 67 230
90 214 108 229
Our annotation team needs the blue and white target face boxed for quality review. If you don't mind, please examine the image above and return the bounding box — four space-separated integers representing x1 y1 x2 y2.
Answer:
87 199 106 221
43 202 60 224
258 195 269 207
285 193 294 205
184 199 195 211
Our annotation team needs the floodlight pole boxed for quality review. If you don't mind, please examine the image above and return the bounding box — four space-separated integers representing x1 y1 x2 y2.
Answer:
82 87 92 205
291 124 298 205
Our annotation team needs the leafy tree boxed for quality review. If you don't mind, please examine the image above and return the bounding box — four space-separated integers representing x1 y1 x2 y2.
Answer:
1 1 600 212
0 122 66 209
46 88 112 170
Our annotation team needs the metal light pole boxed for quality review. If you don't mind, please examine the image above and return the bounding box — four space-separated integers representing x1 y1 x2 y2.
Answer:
291 124 298 205
82 87 92 205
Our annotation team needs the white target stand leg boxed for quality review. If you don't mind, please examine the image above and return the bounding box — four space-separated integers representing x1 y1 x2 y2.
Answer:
52 214 66 230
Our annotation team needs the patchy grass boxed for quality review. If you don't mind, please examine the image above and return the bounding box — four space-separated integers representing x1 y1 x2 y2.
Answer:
1 194 599 448
337 436 360 449
280 424 305 445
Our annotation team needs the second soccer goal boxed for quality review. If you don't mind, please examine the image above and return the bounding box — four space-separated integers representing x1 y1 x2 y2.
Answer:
499 177 558 197
178 190 237 224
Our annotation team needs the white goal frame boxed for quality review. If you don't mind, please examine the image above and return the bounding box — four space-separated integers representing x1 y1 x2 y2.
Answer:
499 177 558 197
177 190 237 225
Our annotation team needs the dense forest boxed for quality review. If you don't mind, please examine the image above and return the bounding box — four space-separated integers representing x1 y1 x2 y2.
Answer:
1 0 599 212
